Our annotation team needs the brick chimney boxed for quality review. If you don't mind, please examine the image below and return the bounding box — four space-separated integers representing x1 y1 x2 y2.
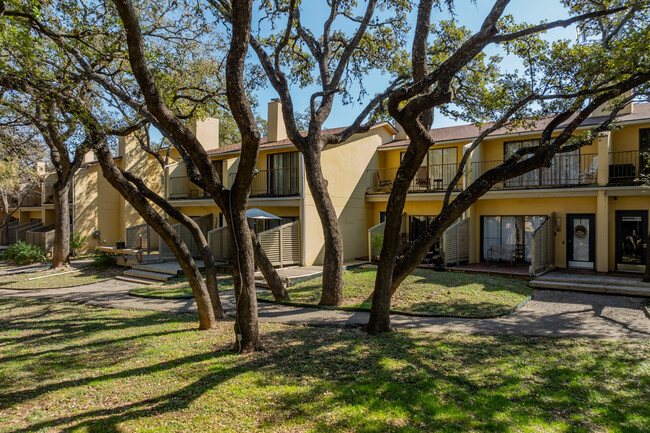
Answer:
267 99 288 142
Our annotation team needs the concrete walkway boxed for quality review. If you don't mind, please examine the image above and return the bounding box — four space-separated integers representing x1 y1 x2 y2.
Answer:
0 280 648 340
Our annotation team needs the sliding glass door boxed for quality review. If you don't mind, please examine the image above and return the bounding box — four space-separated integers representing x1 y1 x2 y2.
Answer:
481 215 546 263
268 152 299 195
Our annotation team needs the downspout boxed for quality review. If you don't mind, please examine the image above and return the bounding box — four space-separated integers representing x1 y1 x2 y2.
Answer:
299 153 306 266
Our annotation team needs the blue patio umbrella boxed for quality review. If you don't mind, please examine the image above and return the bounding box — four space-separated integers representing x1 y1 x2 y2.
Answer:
245 208 281 220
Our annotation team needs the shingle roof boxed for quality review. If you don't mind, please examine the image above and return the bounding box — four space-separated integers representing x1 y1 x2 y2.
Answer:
207 123 395 156
379 103 650 149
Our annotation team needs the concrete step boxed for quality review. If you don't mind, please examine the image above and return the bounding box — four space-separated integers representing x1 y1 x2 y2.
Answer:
115 275 157 286
529 280 650 297
123 269 173 282
131 264 180 276
536 274 650 289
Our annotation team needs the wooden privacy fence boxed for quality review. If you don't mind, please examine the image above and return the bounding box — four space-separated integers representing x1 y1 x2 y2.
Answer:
530 213 555 276
367 222 385 261
208 226 232 262
159 215 213 258
258 221 300 266
125 223 159 252
25 224 56 250
14 221 43 243
443 218 470 266
208 221 300 266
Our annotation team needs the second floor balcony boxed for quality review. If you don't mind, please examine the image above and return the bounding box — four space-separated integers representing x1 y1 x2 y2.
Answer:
471 153 599 190
168 174 208 200
608 150 645 185
229 167 300 197
367 163 463 194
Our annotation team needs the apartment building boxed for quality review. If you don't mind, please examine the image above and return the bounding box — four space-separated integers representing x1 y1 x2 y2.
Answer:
166 101 397 266
368 102 650 274
5 99 649 276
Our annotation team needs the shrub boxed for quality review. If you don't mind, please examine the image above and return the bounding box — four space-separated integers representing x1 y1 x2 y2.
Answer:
2 241 48 265
69 232 87 256
89 249 116 270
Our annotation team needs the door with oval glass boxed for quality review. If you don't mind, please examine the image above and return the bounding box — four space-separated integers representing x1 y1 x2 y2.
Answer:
567 214 595 269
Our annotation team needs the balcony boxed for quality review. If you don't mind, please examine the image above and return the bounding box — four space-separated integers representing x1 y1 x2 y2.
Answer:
42 184 73 204
608 150 644 185
471 153 598 190
366 163 463 194
168 174 208 200
228 168 300 197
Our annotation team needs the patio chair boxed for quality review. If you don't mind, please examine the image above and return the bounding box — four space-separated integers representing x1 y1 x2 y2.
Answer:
578 156 598 184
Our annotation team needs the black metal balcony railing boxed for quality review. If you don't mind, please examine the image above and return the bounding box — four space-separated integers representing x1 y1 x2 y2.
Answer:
609 150 643 185
471 153 598 189
367 163 463 193
229 168 300 196
168 176 208 199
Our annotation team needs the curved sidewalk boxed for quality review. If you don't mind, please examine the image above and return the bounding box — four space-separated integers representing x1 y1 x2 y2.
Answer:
0 279 648 340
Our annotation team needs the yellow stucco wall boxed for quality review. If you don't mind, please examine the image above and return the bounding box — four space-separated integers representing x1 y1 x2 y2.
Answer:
303 127 394 265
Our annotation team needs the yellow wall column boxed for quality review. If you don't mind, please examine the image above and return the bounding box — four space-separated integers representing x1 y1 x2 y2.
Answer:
596 190 609 272
597 132 611 186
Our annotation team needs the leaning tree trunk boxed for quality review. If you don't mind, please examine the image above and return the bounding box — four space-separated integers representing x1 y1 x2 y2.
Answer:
302 151 344 306
228 206 262 353
51 182 71 269
198 241 226 319
366 180 410 334
93 142 217 330
253 232 290 301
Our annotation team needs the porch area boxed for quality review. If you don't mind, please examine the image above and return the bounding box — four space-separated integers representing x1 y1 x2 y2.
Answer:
530 270 650 297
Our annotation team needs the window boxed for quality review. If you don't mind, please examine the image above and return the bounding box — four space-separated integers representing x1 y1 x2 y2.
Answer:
267 152 299 195
213 160 224 184
504 139 579 187
407 215 441 261
400 147 458 190
481 215 546 263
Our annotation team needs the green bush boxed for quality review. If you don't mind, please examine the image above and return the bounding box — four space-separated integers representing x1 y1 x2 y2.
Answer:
2 241 48 265
69 232 87 256
89 249 116 270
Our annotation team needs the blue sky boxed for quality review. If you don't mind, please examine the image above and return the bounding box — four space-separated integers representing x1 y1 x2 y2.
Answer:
251 0 578 129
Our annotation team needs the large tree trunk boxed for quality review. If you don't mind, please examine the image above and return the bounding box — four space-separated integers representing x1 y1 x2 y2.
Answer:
253 233 290 301
302 150 344 306
51 182 70 269
228 206 262 353
366 168 417 334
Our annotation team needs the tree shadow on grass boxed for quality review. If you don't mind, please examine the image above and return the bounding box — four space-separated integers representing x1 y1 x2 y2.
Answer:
1 298 648 432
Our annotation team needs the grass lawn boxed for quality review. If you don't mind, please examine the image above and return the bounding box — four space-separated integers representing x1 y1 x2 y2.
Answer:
258 265 533 317
0 265 120 289
129 274 234 299
0 298 648 432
